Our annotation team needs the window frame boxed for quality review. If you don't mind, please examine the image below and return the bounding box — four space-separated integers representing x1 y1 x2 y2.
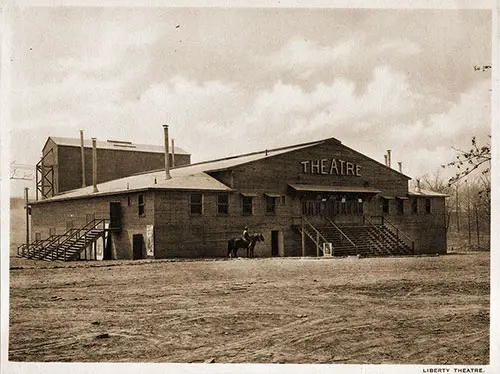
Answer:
425 198 431 214
190 193 203 215
217 193 229 215
138 194 145 216
266 196 277 215
242 196 253 215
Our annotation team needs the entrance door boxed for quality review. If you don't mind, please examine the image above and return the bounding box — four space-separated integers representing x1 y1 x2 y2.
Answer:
110 202 122 230
271 230 279 257
133 234 143 260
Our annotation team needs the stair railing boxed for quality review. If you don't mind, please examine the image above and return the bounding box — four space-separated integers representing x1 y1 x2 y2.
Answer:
300 216 329 257
325 217 358 255
57 218 106 261
376 216 414 253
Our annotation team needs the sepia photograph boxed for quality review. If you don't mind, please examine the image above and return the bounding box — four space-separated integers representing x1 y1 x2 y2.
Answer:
1 1 498 373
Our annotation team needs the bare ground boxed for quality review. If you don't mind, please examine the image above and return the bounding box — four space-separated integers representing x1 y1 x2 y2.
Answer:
8 253 489 364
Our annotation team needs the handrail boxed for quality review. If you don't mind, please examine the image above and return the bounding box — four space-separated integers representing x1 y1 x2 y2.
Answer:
363 215 386 239
302 216 329 244
325 217 357 249
370 215 414 251
56 218 105 250
57 218 106 261
27 235 64 259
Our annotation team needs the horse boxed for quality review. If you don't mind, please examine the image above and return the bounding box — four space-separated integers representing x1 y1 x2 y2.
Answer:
227 233 265 258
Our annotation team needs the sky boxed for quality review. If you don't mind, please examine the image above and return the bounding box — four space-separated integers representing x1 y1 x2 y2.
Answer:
4 5 493 197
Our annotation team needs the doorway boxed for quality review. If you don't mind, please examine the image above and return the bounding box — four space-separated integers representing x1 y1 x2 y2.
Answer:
132 234 143 260
271 230 279 257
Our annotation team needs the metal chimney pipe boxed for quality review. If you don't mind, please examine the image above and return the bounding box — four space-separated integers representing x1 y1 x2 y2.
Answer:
387 150 392 168
398 162 402 173
384 155 388 167
163 125 171 180
416 179 421 193
80 130 86 187
171 138 175 168
92 138 98 193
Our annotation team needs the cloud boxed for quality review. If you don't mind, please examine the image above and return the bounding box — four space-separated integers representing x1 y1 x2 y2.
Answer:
265 35 422 80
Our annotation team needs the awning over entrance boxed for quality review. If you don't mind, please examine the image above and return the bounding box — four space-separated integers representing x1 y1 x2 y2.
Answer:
288 184 381 194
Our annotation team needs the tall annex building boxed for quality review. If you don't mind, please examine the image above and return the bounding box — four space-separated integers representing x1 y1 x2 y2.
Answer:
19 129 447 261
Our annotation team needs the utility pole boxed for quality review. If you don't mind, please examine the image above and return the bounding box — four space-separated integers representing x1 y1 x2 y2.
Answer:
455 182 460 233
24 187 30 252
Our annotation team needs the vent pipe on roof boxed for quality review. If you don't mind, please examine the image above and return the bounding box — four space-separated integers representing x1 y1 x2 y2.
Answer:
416 179 421 193
384 154 388 167
398 162 403 174
163 125 171 180
171 138 175 168
92 138 98 193
80 130 86 188
387 150 392 169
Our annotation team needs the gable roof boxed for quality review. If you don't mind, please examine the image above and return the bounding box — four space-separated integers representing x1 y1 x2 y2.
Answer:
43 136 190 155
32 139 325 203
32 136 413 203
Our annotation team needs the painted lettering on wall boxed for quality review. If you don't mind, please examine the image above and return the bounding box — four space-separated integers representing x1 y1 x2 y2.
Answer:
300 159 361 176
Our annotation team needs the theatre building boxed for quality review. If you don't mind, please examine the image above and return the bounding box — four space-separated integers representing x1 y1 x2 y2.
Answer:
19 131 448 261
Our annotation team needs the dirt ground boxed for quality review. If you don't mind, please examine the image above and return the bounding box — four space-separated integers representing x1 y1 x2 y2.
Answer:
8 252 490 364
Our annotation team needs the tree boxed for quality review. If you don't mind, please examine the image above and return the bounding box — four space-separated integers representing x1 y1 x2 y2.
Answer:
446 136 491 193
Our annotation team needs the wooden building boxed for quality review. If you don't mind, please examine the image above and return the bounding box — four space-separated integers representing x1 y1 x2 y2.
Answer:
36 136 191 199
21 135 448 261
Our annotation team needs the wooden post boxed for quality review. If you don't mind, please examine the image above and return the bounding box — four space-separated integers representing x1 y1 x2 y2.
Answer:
301 216 305 257
316 231 319 257
92 138 98 193
24 188 29 256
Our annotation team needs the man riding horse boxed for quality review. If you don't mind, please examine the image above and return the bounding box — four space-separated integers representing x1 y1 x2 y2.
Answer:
227 226 264 258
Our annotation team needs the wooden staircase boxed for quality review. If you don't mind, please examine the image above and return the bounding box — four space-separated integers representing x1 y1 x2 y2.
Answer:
294 216 414 257
17 219 108 261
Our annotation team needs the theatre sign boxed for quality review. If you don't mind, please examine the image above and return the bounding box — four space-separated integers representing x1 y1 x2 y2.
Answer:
300 158 361 176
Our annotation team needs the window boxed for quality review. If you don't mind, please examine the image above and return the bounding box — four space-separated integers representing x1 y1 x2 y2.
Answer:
382 198 390 214
190 193 203 215
242 196 253 215
411 198 418 214
281 195 286 205
217 193 229 215
425 198 431 213
138 194 145 216
266 196 277 214
397 198 404 214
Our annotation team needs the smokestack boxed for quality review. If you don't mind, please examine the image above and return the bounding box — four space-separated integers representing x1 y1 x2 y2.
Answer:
398 162 402 173
80 130 86 188
416 179 421 193
171 138 175 168
384 154 388 167
92 138 98 193
163 125 171 180
387 150 392 168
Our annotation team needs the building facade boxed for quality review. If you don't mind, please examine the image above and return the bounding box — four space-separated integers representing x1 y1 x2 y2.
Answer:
26 136 448 260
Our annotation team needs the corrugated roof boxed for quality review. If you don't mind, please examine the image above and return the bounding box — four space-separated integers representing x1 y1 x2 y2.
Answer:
47 137 190 155
33 141 323 203
408 188 449 197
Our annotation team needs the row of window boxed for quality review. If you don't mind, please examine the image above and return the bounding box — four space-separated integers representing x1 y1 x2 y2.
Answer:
190 193 280 216
382 197 431 214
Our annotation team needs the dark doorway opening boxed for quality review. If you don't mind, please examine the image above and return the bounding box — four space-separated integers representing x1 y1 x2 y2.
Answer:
271 230 279 257
110 202 122 230
133 234 144 260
